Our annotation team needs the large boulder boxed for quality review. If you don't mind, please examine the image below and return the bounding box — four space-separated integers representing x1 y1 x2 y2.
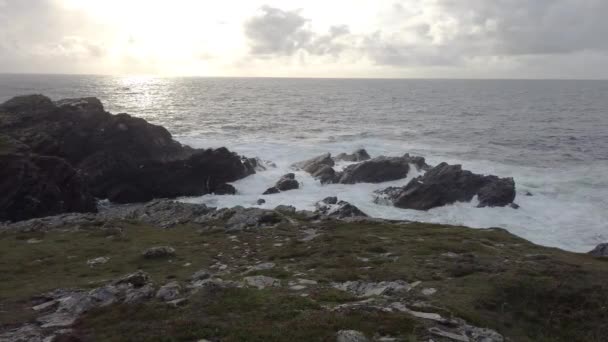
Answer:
292 153 335 174
0 154 97 222
315 197 368 219
0 95 255 205
337 156 411 184
377 162 516 210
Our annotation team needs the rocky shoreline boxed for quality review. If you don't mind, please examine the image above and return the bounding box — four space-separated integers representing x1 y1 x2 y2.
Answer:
1 95 607 341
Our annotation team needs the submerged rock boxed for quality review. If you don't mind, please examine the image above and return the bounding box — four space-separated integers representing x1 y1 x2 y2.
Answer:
377 162 516 210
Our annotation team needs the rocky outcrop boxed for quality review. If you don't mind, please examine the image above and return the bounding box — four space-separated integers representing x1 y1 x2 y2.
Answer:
334 149 371 162
263 173 299 194
0 95 255 207
0 153 97 222
376 162 516 210
292 153 335 173
315 197 368 218
588 243 608 257
336 156 411 184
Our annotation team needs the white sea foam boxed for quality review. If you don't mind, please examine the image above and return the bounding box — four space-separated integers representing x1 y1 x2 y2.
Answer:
178 135 608 253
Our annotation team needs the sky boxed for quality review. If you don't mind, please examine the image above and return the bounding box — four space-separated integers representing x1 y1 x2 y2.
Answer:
0 0 607 78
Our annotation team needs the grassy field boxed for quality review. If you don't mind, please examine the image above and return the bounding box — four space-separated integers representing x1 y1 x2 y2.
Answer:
1 218 607 341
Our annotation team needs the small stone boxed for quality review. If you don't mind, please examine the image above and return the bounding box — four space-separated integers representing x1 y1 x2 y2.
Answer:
243 275 281 289
32 300 58 312
290 285 307 291
257 199 266 205
156 281 181 302
26 238 43 244
142 246 176 259
336 330 369 342
191 269 212 281
428 327 469 342
167 298 188 307
87 256 110 267
244 262 276 274
421 288 437 296
297 279 318 285
114 270 151 288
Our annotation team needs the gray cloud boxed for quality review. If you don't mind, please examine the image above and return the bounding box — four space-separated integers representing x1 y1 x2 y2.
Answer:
244 6 350 58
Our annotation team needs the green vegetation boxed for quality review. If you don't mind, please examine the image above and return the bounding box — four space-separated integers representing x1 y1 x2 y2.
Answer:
1 218 607 341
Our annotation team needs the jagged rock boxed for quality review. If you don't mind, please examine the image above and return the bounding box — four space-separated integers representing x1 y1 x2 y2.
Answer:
589 243 608 257
142 246 176 259
336 330 370 342
332 280 410 297
315 198 368 219
127 200 213 228
247 157 276 171
191 269 212 281
337 156 411 184
114 270 152 288
263 173 299 194
0 324 44 342
311 164 339 184
0 95 255 206
0 154 97 222
156 281 182 302
334 149 371 162
213 183 236 195
244 275 281 289
292 153 335 175
377 162 516 210
223 207 283 231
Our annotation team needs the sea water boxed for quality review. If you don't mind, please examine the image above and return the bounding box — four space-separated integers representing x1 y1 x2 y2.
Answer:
1 75 607 252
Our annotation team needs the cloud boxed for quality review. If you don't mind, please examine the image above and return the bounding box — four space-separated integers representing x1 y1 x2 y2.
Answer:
244 6 351 58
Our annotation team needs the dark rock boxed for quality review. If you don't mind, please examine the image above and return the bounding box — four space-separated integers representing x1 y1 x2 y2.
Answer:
322 196 338 205
222 207 284 231
0 154 97 222
509 203 521 209
212 183 236 195
337 156 411 184
525 191 534 196
0 95 255 206
127 200 214 228
402 153 431 171
334 149 371 162
588 243 608 257
311 165 338 184
256 199 266 205
477 177 516 208
292 153 335 174
378 162 516 210
263 187 280 195
263 173 299 194
142 246 176 259
114 270 152 288
315 198 368 219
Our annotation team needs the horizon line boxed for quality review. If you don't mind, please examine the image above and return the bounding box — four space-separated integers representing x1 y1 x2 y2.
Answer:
0 72 607 82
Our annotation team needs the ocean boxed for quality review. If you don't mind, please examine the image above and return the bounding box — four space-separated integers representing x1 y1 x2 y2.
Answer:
1 74 607 252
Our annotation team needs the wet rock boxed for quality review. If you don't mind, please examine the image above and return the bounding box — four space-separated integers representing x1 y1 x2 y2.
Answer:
311 164 339 184
315 198 368 219
377 162 516 210
0 154 97 222
212 183 236 195
142 246 176 259
337 156 411 184
156 281 182 302
588 243 608 257
0 95 256 206
336 330 369 342
264 173 299 194
292 153 335 173
256 199 266 205
334 149 371 162
332 280 410 297
243 275 281 289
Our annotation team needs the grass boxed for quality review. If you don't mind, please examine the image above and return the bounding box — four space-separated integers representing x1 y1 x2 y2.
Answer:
1 218 607 341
